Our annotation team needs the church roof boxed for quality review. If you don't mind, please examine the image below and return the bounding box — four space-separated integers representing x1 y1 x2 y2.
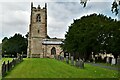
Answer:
42 38 63 45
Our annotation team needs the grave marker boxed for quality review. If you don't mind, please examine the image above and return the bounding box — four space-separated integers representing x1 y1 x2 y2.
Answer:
71 56 74 65
66 56 69 64
117 57 120 65
111 58 116 65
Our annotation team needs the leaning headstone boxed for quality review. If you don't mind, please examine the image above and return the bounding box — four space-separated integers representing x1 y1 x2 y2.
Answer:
111 58 116 65
66 56 69 64
17 53 19 59
20 54 22 61
12 59 15 67
79 59 84 69
2 61 5 77
71 56 74 65
9 62 12 70
7 60 10 71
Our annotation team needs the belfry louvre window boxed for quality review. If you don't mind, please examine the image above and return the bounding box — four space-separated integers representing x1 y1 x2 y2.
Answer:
36 14 41 22
38 30 39 33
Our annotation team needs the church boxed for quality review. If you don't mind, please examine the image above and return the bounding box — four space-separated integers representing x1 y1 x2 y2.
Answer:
27 3 63 58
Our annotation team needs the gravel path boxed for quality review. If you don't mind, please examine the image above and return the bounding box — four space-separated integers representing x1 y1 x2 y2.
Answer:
87 63 119 71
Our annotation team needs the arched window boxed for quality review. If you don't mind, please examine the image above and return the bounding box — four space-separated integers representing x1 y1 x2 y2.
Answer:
51 47 56 55
36 14 41 22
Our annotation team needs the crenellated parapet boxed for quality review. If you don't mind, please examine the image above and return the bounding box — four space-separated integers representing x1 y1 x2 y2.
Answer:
31 2 47 12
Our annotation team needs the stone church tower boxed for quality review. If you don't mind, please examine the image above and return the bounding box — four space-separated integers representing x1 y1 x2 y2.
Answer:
27 2 63 58
27 2 47 58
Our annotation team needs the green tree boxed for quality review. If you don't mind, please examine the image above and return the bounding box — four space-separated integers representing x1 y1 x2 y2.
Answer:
2 33 28 57
80 0 120 15
62 13 119 61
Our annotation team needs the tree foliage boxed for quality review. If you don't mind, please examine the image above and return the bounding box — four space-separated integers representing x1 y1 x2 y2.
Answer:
2 33 28 57
80 0 120 15
62 13 120 61
111 1 119 15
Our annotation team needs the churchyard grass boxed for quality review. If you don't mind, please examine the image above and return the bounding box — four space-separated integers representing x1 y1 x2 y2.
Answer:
4 58 118 78
2 58 13 63
1 57 13 78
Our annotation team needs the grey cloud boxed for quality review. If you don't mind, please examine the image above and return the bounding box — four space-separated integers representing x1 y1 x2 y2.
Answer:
0 1 117 43
1 2 30 41
1 2 30 11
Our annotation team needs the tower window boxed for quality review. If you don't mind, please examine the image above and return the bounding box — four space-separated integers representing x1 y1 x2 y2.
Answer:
38 30 39 33
36 14 41 22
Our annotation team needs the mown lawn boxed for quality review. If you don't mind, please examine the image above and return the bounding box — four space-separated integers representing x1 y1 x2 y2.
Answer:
4 58 118 78
1 58 13 79
2 58 13 63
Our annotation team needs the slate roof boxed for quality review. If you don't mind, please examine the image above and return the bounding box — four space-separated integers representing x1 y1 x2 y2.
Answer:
42 38 63 45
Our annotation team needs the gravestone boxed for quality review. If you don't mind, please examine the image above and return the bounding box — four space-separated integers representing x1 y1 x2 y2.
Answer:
93 57 95 63
2 61 6 77
117 57 120 65
7 60 10 71
60 56 64 61
111 58 116 65
117 57 120 74
17 53 19 59
75 59 79 67
71 56 74 65
75 59 84 69
66 56 69 64
106 57 109 63
106 57 112 64
65 53 68 56
79 59 84 69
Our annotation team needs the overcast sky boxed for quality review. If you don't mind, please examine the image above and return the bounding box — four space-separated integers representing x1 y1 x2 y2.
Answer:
0 0 119 43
